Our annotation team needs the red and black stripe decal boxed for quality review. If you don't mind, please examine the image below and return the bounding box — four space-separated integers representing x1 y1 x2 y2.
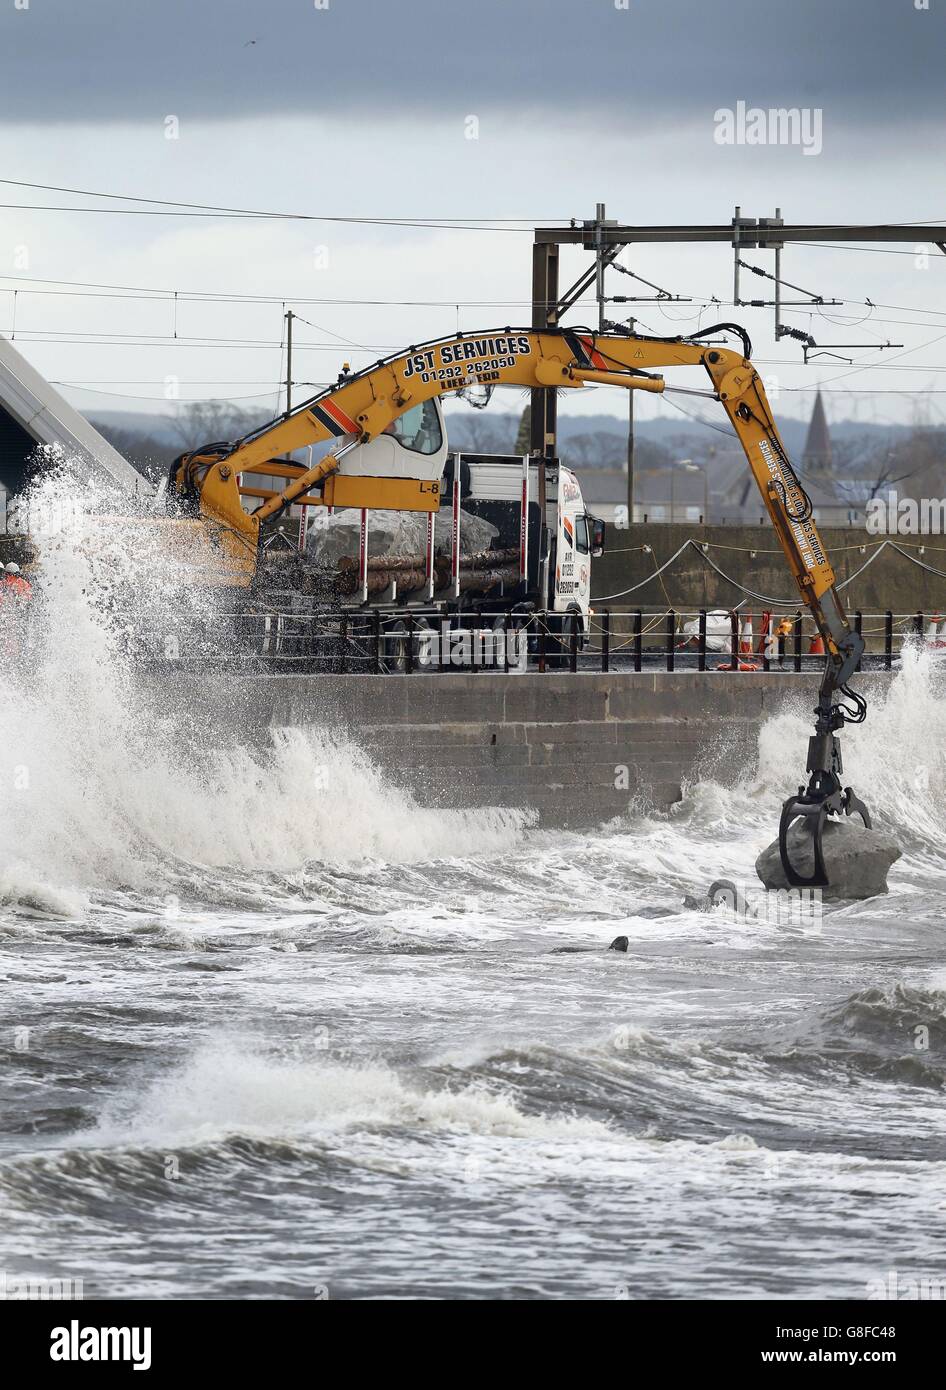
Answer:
562 330 609 371
310 399 359 437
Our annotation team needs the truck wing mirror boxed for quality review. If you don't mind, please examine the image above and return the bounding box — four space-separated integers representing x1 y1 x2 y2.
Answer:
590 515 605 558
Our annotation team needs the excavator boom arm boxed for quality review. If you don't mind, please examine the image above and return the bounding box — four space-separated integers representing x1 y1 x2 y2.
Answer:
170 321 870 889
171 324 851 664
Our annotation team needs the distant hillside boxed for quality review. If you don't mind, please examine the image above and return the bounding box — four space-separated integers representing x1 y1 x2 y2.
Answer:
83 402 919 481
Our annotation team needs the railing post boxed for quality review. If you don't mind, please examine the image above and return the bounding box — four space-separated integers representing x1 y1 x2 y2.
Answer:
633 610 642 672
915 610 924 638
793 610 802 672
503 610 510 674
666 610 676 672
698 609 706 672
601 610 610 673
854 610 863 672
885 611 893 671
539 611 548 674
340 612 348 675
569 611 579 673
406 610 415 674
730 610 739 665
372 608 382 673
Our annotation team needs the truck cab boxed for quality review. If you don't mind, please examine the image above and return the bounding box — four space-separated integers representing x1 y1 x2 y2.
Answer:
454 451 604 627
554 466 597 619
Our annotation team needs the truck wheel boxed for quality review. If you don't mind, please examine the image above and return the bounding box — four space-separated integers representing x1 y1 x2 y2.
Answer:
384 618 434 673
383 621 409 674
545 610 582 668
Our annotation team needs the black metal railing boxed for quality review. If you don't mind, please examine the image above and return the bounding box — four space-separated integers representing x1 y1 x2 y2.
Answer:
142 604 941 675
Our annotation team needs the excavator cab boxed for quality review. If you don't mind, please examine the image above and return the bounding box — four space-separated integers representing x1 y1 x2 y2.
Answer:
340 397 447 483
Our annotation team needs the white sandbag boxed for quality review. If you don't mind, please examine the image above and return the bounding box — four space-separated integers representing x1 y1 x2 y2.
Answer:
681 608 733 654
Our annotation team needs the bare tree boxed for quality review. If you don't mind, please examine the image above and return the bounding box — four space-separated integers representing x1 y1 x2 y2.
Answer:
167 401 270 452
562 431 625 467
446 413 515 453
89 420 174 484
832 428 945 506
562 432 674 471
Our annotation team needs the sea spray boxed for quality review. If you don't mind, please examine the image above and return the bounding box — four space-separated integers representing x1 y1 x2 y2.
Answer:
0 463 526 908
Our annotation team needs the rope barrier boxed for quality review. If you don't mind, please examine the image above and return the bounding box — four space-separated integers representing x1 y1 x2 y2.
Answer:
595 536 946 608
594 541 696 601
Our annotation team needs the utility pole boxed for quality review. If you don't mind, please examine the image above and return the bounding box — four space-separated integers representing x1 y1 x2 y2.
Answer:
588 205 693 530
284 308 294 465
591 204 636 526
530 242 558 510
626 316 635 527
530 240 559 605
284 308 294 417
595 201 608 332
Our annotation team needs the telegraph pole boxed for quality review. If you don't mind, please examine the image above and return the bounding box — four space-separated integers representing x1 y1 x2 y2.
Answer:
595 202 609 332
592 205 693 529
284 308 294 465
284 308 294 417
594 205 630 525
626 316 636 526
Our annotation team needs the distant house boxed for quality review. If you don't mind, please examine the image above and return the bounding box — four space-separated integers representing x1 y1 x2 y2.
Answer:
712 390 863 526
573 392 868 528
575 468 627 523
574 464 709 525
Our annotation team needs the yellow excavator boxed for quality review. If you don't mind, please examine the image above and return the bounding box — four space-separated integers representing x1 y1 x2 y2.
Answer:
167 321 871 888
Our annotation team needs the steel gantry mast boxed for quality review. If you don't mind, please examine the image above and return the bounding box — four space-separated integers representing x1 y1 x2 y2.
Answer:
530 206 946 520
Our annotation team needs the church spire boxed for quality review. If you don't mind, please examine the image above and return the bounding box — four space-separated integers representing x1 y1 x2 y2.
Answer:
802 389 833 479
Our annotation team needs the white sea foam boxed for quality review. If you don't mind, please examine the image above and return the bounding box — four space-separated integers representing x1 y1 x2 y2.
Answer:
0 466 526 906
90 1041 610 1149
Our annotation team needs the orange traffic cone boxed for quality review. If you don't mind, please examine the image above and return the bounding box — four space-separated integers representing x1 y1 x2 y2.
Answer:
926 613 942 643
739 615 754 655
808 632 825 655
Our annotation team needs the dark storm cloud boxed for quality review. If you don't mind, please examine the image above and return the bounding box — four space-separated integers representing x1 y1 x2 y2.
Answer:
0 0 940 127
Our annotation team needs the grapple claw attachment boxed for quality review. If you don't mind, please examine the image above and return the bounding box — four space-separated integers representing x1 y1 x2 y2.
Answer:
778 784 872 889
842 787 871 830
779 791 831 888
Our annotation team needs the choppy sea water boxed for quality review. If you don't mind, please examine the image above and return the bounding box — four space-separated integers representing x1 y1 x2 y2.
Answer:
1 484 945 1300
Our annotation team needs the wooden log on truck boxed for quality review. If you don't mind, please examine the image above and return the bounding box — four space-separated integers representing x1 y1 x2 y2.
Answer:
337 546 519 575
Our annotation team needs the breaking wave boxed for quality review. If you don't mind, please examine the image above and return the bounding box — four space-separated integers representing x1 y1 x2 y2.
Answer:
0 466 525 911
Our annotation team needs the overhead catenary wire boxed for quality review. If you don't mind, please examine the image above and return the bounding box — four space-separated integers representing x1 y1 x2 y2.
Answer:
54 385 313 403
2 250 945 410
0 191 536 234
8 183 946 230
3 265 946 323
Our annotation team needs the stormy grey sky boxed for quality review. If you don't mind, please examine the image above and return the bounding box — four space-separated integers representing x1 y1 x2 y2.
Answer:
0 0 944 432
0 0 940 125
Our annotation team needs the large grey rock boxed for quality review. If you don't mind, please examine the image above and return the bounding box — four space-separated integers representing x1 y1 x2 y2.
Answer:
755 817 901 901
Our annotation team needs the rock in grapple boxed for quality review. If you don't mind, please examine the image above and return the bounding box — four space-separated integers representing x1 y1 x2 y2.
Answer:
756 818 901 901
